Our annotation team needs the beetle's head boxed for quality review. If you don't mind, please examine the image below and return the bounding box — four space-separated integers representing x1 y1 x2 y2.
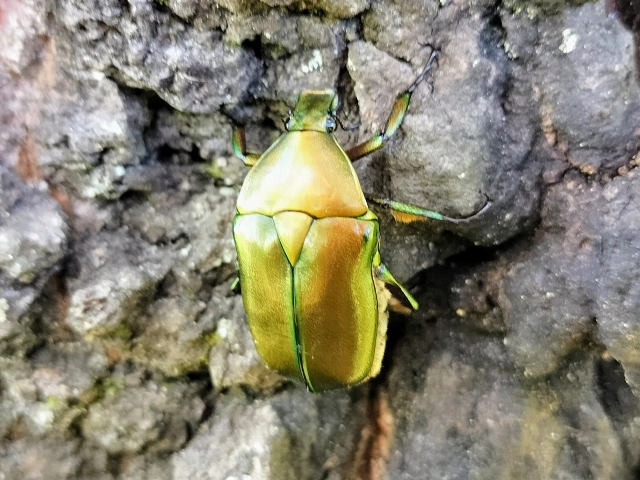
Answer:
285 89 338 133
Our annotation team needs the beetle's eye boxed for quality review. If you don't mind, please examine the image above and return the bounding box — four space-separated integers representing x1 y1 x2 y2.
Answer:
325 117 337 133
284 116 292 131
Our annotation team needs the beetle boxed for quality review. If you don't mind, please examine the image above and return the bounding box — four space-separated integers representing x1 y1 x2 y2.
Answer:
230 51 489 392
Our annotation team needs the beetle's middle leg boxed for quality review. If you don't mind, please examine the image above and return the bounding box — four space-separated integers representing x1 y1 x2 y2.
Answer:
367 196 492 224
346 49 439 162
232 127 262 167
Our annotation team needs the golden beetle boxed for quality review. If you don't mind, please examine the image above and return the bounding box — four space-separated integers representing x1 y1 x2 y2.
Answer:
231 51 488 392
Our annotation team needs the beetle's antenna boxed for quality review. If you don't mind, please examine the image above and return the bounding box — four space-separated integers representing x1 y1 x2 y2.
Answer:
336 116 361 131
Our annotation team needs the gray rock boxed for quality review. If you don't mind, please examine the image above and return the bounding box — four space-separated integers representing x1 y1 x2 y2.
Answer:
173 393 303 480
0 166 68 352
158 0 226 30
362 0 439 61
38 71 150 199
216 0 369 17
82 380 203 455
226 11 341 54
0 0 50 75
30 342 109 402
65 230 175 338
0 168 67 285
533 0 640 173
501 173 600 377
130 296 211 376
386 320 628 479
145 108 233 164
118 457 174 480
0 344 105 442
58 0 262 114
172 389 365 480
120 185 238 376
0 0 54 169
595 174 640 396
0 438 81 480
499 170 640 388
226 11 350 118
0 358 46 439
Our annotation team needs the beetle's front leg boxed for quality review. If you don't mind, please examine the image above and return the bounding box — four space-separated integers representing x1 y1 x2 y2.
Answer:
232 127 262 167
368 196 492 224
347 50 439 162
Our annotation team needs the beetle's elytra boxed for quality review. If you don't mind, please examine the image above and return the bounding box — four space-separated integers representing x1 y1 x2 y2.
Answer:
230 51 489 392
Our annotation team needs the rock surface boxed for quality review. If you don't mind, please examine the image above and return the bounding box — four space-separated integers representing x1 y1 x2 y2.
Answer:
1 0 640 478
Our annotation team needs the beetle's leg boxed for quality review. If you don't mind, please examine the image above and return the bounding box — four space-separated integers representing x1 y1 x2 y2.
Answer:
367 196 492 224
232 127 261 167
230 277 241 294
373 252 419 310
347 50 439 162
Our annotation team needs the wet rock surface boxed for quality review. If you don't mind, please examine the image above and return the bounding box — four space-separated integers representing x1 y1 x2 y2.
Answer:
1 0 640 478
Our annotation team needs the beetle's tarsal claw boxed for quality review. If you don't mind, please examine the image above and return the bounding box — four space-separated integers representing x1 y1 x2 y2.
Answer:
408 49 440 94
336 116 361 131
446 196 492 224
419 42 438 51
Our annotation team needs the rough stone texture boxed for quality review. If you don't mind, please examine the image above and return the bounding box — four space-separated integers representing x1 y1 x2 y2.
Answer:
533 0 640 173
65 230 176 339
172 389 368 480
38 72 151 200
57 0 262 114
214 0 370 18
0 166 68 351
81 379 204 455
386 323 629 479
2 0 640 478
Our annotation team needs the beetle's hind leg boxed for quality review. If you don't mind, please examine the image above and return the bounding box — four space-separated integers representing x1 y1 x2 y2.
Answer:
232 127 262 167
367 196 491 224
373 251 419 311
346 49 439 162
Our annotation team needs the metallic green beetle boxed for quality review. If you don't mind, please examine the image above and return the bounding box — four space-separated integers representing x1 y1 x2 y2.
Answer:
231 51 488 392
